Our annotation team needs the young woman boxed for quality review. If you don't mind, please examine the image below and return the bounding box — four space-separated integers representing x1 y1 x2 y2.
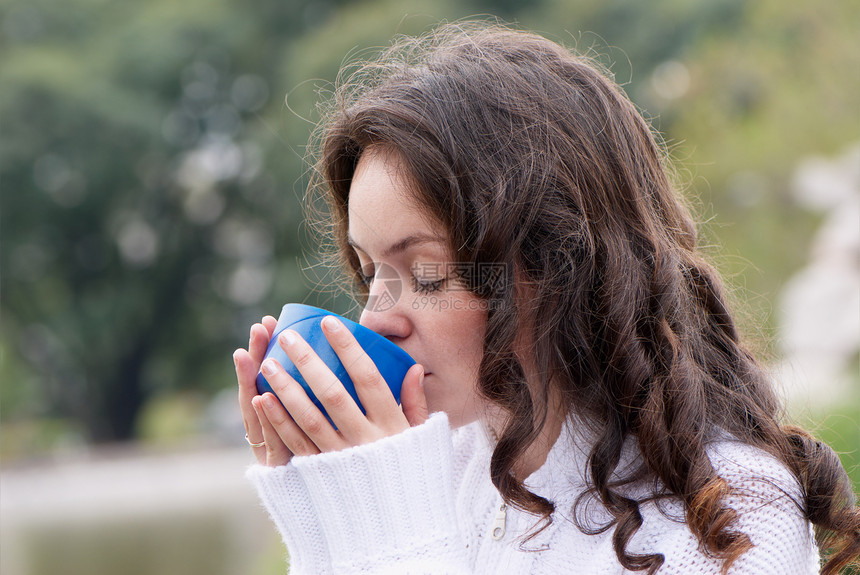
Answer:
233 22 859 574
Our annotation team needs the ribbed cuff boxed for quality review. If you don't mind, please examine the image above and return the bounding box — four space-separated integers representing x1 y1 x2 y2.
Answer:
245 463 333 575
292 412 469 573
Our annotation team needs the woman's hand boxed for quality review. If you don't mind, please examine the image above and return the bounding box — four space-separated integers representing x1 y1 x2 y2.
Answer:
235 315 428 467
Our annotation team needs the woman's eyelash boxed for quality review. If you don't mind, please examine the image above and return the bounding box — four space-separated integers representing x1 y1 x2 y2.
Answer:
357 263 445 294
411 276 444 295
356 268 374 287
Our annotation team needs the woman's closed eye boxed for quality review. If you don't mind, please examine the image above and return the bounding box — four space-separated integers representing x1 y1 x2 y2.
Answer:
356 258 447 294
411 275 444 295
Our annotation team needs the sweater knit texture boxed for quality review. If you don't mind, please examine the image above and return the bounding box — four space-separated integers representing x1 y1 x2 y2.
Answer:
246 412 820 574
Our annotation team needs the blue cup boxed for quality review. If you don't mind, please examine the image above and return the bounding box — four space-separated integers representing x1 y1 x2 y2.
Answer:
256 304 416 425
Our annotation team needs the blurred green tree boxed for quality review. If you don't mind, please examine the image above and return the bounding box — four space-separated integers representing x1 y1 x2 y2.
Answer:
0 0 487 444
0 0 346 442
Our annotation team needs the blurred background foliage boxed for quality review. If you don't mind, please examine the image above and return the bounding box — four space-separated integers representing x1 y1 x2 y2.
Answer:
2 1 858 574
2 0 858 486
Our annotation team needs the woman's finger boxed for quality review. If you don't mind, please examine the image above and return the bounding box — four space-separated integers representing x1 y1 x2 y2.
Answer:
400 364 428 427
237 318 280 458
257 392 321 457
252 394 293 466
235 347 266 462
262 315 278 339
249 321 273 365
320 316 406 430
260 354 350 452
274 329 370 439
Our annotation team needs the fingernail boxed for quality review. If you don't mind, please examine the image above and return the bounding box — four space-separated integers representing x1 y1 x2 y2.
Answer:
261 359 277 376
279 330 296 346
263 393 278 409
418 365 425 387
323 315 341 331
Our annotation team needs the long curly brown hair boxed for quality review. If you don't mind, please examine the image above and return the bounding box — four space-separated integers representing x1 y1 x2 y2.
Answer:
308 21 859 574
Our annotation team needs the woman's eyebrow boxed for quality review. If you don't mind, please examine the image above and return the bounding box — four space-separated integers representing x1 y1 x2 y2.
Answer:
347 233 445 258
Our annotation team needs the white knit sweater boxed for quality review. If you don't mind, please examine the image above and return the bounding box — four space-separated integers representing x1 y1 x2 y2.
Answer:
246 412 820 574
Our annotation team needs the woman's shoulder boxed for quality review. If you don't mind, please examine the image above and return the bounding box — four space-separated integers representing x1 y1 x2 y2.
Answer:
706 436 804 508
629 438 819 574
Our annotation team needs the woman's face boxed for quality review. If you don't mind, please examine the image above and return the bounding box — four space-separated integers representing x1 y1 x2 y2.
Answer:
347 147 488 428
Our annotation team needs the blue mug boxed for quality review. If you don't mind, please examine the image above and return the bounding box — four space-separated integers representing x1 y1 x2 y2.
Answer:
256 304 416 425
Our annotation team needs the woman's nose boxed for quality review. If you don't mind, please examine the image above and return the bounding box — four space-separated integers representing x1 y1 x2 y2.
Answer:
359 268 411 339
359 302 412 339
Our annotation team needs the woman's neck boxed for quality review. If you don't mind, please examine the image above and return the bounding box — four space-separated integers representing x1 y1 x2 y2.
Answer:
517 407 565 479
485 399 567 480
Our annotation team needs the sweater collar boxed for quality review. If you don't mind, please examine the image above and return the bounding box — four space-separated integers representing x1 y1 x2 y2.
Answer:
478 415 594 503
522 415 592 502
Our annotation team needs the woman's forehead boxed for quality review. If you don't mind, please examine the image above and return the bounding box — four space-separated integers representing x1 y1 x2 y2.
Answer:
347 149 446 255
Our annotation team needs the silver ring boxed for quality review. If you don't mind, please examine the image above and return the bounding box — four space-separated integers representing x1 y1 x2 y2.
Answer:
245 433 266 448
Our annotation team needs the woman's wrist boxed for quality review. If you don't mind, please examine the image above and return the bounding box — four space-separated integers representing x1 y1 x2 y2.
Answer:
245 462 334 574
